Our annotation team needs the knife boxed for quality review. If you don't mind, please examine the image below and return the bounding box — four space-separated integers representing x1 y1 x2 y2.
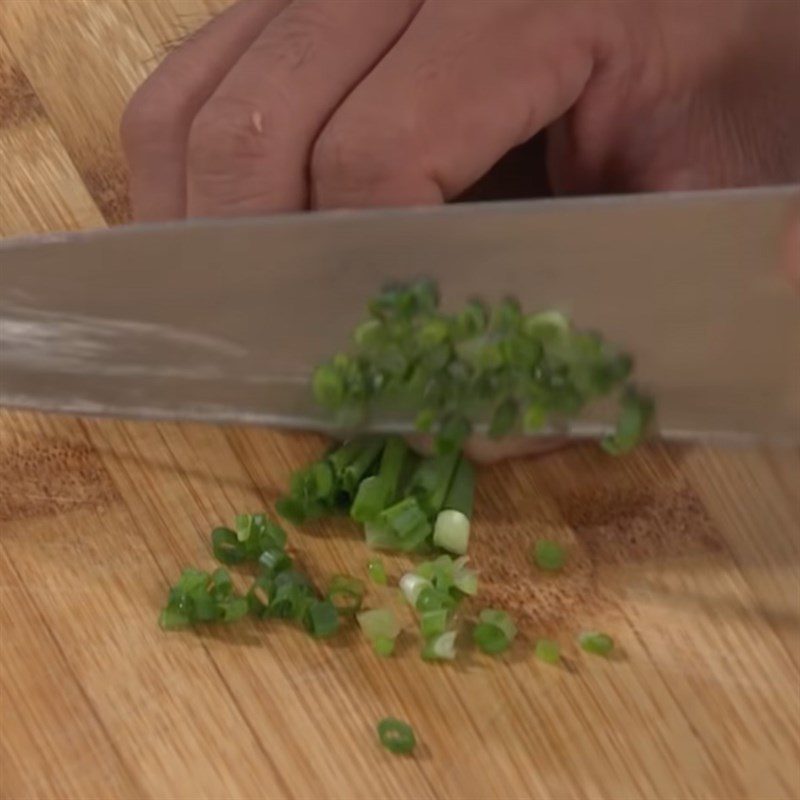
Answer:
1 186 798 445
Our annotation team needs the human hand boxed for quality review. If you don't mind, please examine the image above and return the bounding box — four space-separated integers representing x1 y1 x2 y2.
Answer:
121 0 799 221
121 0 800 461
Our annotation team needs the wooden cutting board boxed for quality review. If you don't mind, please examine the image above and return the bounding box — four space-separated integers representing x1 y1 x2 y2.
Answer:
1 3 798 799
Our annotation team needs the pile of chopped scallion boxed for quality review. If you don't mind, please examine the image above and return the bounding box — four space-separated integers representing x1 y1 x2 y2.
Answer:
160 282 639 753
312 280 652 456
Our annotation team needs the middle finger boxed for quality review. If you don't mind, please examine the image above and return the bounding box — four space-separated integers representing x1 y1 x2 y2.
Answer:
187 0 421 217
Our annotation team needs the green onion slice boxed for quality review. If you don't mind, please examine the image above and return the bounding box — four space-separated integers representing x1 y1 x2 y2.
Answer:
420 609 449 638
535 638 560 664
377 717 416 755
305 599 340 638
373 636 396 657
367 558 388 585
247 575 273 618
212 527 245 565
533 539 567 572
578 631 614 656
357 608 400 642
473 622 510 655
258 547 293 576
433 509 470 555
326 574 366 616
399 573 432 607
478 609 517 641
421 631 457 661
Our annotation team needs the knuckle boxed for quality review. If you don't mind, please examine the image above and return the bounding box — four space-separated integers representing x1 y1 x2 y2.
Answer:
187 88 294 175
188 98 268 167
120 79 185 159
186 92 303 211
311 113 415 206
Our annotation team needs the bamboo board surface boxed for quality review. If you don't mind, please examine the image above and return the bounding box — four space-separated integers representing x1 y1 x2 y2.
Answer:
1 2 799 799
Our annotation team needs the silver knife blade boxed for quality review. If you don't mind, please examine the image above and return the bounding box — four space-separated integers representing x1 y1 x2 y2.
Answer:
1 186 798 444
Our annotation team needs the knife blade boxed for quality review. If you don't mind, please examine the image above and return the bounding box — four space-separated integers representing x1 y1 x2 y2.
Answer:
1 186 798 444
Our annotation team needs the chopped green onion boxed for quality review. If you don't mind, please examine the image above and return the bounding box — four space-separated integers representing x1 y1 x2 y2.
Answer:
246 514 287 550
364 522 403 551
533 539 567 572
473 622 511 655
214 515 287 563
350 476 386 523
478 609 517 641
415 586 455 613
269 570 315 621
452 556 478 596
443 458 474 517
378 497 431 550
433 457 474 554
433 510 471 555
354 318 384 348
523 403 547 432
488 398 519 439
212 527 245 565
454 299 488 339
578 631 614 656
535 638 560 664
435 413 471 455
414 560 436 582
421 452 460 517
159 607 190 630
351 437 409 523
327 438 369 476
340 437 385 494
258 547 292 576
310 285 648 468
418 317 450 347
159 567 246 629
602 389 654 455
246 575 273 618
357 608 400 642
522 309 569 341
413 555 477 601
326 574 366 616
312 364 345 408
373 636 396 657
414 408 436 432
210 567 233 597
309 461 335 498
274 496 307 525
491 297 522 333
305 599 340 638
367 558 388 585
377 717 416 755
218 596 248 622
234 513 253 542
399 573 432 607
420 609 449 638
421 631 457 661
407 453 456 513
473 608 517 656
416 555 454 591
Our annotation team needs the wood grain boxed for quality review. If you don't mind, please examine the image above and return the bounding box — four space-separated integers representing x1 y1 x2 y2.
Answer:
1 2 798 799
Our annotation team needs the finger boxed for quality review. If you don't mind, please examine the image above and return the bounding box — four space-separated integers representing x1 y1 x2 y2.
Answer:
121 0 286 221
783 202 800 290
312 0 598 209
406 434 566 464
462 436 567 464
186 0 421 218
